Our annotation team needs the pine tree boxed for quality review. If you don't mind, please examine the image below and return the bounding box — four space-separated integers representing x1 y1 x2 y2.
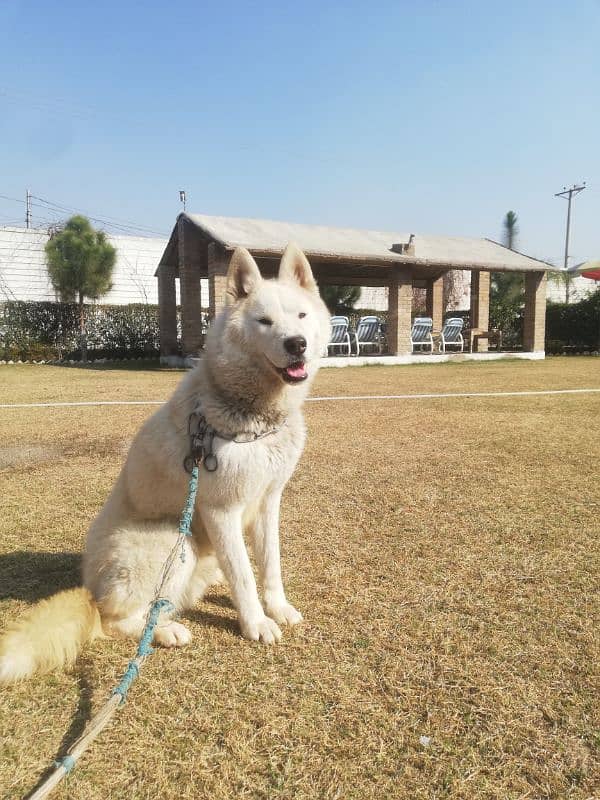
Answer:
45 215 116 362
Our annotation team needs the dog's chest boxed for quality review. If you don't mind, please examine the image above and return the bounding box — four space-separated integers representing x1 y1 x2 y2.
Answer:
198 425 304 505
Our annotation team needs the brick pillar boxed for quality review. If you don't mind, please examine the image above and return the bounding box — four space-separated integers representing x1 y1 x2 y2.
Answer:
470 270 490 352
425 276 444 331
157 263 178 357
178 217 204 356
207 242 231 320
387 265 413 355
523 271 547 352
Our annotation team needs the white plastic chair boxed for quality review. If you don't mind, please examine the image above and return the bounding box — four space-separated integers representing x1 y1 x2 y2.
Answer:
353 316 384 355
411 317 434 353
438 317 464 352
327 316 352 356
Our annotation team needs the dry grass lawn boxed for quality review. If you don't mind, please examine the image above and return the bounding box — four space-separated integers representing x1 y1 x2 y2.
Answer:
0 358 599 799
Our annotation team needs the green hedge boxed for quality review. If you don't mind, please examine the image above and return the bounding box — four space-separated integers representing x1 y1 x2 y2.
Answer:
0 301 172 361
546 290 600 354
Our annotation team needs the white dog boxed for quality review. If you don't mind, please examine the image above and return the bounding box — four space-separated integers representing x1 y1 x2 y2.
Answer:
0 244 331 682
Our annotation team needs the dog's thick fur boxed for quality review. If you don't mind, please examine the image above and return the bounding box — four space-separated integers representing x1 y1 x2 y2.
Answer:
0 244 331 683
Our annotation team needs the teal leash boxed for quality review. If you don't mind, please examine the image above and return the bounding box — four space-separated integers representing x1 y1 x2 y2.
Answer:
111 463 199 702
43 465 200 795
111 597 175 701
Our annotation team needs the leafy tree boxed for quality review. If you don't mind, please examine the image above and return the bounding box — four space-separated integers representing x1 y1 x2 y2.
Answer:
490 271 524 349
503 211 519 250
320 285 361 314
45 215 116 361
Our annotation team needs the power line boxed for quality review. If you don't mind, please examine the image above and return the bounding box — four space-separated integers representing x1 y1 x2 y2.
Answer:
0 190 168 237
0 191 168 237
31 194 168 237
0 193 27 205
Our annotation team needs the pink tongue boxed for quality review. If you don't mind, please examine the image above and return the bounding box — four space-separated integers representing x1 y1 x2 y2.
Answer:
286 363 307 379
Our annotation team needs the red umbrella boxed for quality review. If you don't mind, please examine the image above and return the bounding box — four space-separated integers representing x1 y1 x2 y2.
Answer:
572 261 600 281
581 268 600 281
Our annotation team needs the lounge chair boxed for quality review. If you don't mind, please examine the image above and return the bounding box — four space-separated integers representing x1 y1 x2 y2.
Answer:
353 315 384 355
439 317 464 352
327 316 352 356
411 317 434 353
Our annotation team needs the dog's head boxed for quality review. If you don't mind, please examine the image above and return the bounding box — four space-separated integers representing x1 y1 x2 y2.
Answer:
222 244 331 386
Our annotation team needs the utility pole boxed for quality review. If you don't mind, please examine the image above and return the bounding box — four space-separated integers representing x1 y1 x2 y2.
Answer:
26 189 32 228
555 183 586 271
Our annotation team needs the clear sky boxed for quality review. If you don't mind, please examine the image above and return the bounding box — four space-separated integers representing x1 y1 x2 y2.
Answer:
1 0 598 265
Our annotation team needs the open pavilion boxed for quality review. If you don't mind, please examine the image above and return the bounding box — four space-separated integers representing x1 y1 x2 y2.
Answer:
156 213 554 365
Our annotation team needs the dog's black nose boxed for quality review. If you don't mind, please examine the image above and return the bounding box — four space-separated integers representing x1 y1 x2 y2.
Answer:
284 336 307 356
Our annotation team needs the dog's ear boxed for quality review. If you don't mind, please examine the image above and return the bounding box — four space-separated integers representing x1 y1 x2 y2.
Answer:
226 247 262 303
278 243 318 294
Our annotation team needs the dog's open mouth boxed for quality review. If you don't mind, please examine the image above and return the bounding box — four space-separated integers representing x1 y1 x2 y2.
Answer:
276 361 308 383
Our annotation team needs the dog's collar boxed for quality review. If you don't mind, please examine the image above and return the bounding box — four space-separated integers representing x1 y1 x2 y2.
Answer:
184 410 283 474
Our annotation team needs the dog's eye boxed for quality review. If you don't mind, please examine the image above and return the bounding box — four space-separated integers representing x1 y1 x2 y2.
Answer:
298 312 307 319
257 317 273 326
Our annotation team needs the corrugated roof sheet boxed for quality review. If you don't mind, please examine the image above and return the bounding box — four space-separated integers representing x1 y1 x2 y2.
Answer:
183 213 554 272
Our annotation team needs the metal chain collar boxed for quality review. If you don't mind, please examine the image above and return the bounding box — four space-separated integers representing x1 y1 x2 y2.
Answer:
183 410 282 474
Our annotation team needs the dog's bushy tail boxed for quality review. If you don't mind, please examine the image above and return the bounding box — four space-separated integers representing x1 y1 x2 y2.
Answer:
0 587 103 683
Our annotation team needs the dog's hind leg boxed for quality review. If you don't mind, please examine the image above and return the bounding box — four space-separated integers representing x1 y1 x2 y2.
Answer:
86 523 198 648
103 609 192 648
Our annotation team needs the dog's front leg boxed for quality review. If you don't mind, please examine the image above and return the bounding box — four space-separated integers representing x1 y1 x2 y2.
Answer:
200 505 282 644
252 489 303 628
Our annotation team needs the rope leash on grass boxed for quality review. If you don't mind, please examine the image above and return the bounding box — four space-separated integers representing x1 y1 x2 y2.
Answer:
28 465 200 800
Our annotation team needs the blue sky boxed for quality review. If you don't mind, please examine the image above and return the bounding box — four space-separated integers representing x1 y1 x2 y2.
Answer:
0 0 598 265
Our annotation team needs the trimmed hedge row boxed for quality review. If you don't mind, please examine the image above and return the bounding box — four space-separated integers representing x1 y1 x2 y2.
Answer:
0 301 173 361
2 291 597 360
546 290 600 354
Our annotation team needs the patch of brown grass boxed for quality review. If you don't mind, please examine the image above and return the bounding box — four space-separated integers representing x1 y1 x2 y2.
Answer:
0 359 599 799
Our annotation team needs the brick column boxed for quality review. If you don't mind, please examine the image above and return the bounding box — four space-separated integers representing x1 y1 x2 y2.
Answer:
523 271 547 352
387 265 413 355
178 217 203 356
425 276 444 331
157 263 178 357
207 242 231 320
470 270 490 352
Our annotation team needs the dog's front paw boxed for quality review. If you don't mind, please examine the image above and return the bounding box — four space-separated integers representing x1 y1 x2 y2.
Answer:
264 592 303 626
265 602 303 627
240 615 282 644
153 621 192 648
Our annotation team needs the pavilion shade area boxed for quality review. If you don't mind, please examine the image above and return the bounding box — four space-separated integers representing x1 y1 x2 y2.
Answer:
156 213 554 360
